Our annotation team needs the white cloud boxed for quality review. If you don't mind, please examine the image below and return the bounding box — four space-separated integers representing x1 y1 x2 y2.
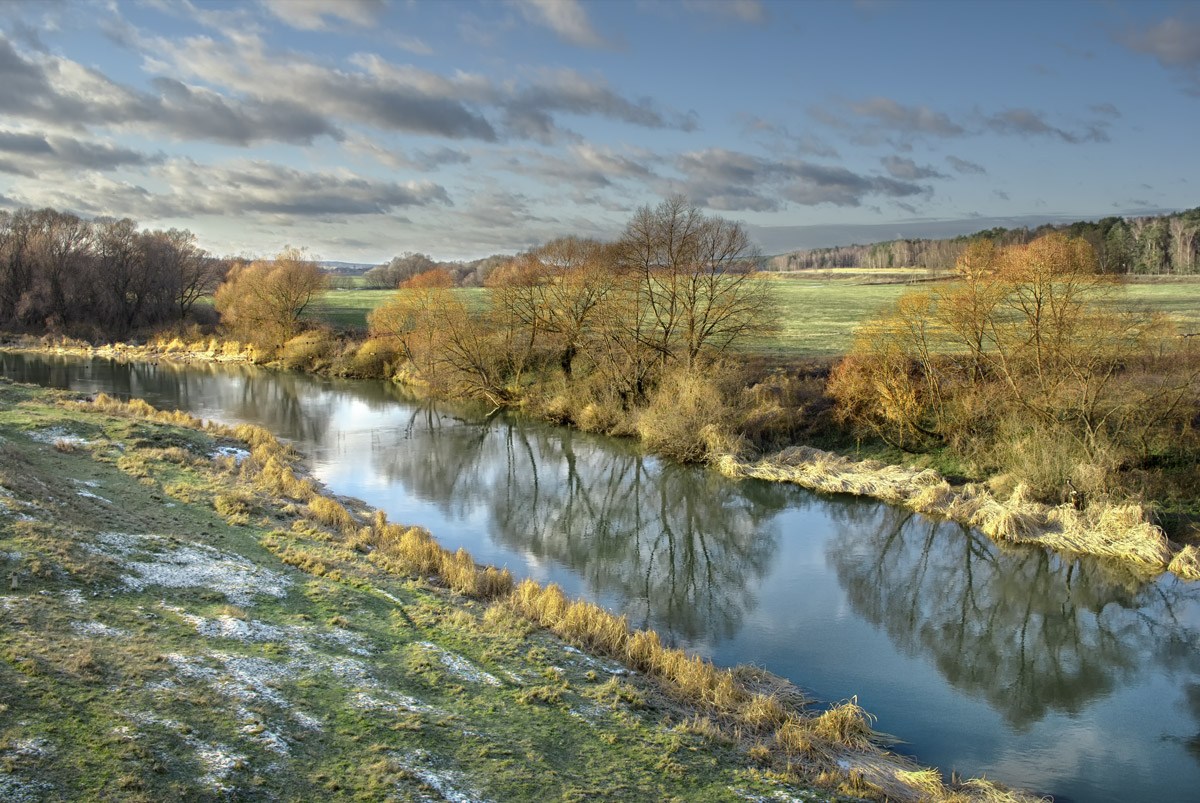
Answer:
260 0 386 31
513 0 612 49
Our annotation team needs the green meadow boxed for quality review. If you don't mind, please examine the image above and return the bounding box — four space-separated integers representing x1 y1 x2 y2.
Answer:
309 274 1200 357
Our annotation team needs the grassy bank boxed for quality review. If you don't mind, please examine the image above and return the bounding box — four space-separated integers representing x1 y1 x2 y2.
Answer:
0 380 1039 802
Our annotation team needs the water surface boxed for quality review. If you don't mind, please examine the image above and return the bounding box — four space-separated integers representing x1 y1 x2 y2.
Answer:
4 350 1198 803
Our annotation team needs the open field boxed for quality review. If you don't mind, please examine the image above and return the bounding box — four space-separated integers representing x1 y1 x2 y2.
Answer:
309 287 487 331
0 381 839 802
305 276 1200 357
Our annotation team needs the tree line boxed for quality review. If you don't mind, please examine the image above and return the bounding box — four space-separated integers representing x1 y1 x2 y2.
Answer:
360 251 511 289
0 208 225 338
774 208 1200 275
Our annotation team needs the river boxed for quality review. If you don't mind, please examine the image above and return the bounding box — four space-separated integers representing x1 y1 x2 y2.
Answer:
3 350 1198 803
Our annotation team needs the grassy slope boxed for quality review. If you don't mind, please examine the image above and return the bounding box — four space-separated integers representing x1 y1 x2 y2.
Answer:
308 276 1200 356
0 381 831 803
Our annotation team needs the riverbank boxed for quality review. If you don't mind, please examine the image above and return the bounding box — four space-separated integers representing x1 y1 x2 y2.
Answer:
5 332 1196 584
0 379 1045 802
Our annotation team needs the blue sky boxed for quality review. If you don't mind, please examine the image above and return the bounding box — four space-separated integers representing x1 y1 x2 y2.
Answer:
0 0 1196 261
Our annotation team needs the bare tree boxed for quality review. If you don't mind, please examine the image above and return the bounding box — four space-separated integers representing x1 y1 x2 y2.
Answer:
617 196 775 371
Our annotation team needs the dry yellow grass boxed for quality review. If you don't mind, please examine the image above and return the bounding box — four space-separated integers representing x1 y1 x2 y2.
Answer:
1168 544 1200 580
719 445 1190 579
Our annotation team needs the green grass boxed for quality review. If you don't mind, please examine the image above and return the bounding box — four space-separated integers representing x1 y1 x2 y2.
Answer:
305 276 1200 356
0 380 836 803
308 288 488 331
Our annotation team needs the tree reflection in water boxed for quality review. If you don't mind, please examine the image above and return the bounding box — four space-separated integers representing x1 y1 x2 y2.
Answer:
825 501 1200 733
367 406 786 642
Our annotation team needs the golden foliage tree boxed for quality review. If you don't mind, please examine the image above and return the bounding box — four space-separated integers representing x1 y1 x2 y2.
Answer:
830 234 1198 495
213 247 326 349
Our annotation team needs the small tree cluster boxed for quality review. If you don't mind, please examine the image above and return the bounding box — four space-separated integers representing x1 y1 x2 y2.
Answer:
0 207 224 338
829 233 1200 498
213 247 327 350
367 197 776 411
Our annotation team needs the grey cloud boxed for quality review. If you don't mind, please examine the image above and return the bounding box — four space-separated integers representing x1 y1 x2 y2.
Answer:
261 0 386 31
673 148 925 211
150 78 341 145
946 155 986 175
1089 102 1121 118
0 30 695 154
0 36 346 146
458 189 542 229
414 147 472 169
499 144 656 193
784 163 923 207
502 70 696 142
1121 17 1200 67
1119 16 1200 95
847 97 966 137
14 160 453 222
880 155 946 180
0 130 159 174
157 160 452 217
739 116 839 158
155 37 687 145
10 173 161 219
983 108 1108 143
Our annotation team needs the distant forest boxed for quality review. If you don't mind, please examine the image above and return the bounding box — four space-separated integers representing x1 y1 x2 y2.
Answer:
772 208 1200 275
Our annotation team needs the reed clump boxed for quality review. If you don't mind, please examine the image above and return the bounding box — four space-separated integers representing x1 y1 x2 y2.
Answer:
305 496 358 537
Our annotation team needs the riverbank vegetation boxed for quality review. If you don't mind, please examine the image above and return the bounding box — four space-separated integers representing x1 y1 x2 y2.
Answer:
3 200 1199 577
0 380 1039 802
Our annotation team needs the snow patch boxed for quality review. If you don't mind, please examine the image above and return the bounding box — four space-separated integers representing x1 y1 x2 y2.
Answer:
210 446 250 465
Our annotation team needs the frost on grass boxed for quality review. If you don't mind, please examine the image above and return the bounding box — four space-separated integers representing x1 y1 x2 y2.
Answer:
75 490 112 503
190 739 245 792
0 740 57 803
165 607 374 658
350 690 444 717
29 427 89 447
72 620 131 638
393 750 494 803
731 785 828 802
0 774 55 803
415 642 501 687
561 644 631 676
91 533 291 606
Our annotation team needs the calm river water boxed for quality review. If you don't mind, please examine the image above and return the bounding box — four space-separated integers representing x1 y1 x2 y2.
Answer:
4 350 1199 803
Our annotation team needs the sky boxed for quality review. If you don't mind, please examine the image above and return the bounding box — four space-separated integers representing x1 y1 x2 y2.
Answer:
0 0 1197 262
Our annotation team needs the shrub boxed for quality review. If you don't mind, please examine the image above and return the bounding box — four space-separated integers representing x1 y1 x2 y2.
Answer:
636 370 739 462
281 330 337 372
